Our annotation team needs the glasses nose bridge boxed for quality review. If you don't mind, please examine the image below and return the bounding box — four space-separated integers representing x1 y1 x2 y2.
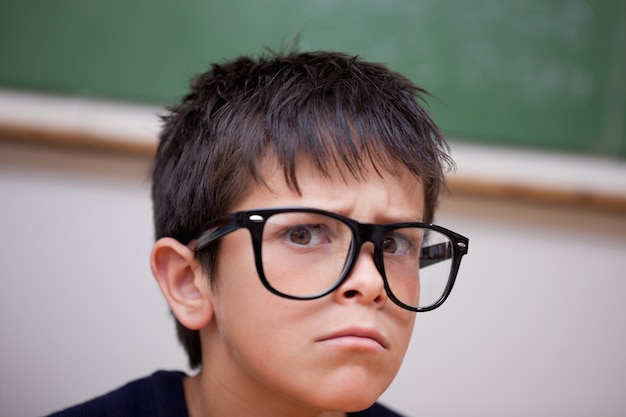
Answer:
352 221 386 251
346 221 387 279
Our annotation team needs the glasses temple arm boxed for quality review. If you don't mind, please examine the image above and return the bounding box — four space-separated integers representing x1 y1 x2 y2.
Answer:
187 221 239 251
419 241 453 268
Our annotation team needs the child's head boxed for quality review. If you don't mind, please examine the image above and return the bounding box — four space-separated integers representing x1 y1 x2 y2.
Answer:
151 51 456 374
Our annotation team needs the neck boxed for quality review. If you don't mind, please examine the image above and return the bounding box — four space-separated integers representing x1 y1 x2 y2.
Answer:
183 371 347 417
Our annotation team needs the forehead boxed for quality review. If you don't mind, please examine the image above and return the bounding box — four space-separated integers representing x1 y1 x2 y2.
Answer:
236 154 426 222
259 143 421 190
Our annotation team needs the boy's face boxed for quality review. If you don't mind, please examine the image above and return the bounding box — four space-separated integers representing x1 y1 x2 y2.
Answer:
202 157 423 413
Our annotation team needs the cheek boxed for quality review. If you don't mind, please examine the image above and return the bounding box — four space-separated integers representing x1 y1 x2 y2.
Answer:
388 306 417 361
211 230 265 319
212 229 256 291
210 229 296 349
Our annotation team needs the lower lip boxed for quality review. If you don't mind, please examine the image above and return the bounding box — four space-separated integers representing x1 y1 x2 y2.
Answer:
318 336 385 352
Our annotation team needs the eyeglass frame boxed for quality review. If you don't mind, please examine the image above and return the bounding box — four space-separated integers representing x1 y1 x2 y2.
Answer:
185 207 469 312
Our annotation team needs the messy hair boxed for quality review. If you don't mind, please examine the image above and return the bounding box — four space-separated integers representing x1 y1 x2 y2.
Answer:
152 50 453 369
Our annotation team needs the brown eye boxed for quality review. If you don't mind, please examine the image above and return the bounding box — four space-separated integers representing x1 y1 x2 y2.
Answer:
383 236 398 253
289 227 312 245
383 231 418 256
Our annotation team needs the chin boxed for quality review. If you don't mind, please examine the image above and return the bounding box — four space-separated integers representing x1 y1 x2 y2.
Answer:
316 394 379 414
305 375 390 413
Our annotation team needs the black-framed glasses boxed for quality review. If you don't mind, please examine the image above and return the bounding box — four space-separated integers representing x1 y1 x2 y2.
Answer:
186 207 469 312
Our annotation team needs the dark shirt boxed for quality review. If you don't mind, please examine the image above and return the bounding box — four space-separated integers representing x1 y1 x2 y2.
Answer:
46 370 406 416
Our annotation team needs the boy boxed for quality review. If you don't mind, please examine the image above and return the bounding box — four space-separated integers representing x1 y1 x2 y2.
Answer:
48 50 469 416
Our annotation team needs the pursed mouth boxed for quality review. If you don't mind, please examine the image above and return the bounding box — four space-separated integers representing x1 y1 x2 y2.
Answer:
317 328 388 349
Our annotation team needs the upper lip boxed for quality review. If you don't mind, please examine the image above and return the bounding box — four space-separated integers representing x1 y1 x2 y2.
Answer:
317 327 389 349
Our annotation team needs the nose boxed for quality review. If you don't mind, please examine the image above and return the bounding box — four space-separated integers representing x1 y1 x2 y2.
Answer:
332 243 387 308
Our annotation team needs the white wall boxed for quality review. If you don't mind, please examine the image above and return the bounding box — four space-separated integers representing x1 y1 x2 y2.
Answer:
1 140 625 417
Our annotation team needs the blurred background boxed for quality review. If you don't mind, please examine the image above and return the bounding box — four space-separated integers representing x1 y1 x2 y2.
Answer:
1 1 625 416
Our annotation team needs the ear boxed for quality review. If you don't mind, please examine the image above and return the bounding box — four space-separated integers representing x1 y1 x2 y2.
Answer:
150 237 213 330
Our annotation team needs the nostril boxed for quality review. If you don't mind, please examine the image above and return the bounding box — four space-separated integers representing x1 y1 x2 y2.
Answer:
344 289 358 298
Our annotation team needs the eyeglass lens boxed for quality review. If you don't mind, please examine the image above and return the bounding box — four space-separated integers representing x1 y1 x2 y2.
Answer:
258 211 454 309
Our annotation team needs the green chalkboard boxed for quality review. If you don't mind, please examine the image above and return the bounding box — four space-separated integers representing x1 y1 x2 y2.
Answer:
1 0 625 157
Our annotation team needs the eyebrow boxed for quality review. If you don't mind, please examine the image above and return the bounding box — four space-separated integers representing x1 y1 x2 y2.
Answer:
371 209 425 224
300 205 425 225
